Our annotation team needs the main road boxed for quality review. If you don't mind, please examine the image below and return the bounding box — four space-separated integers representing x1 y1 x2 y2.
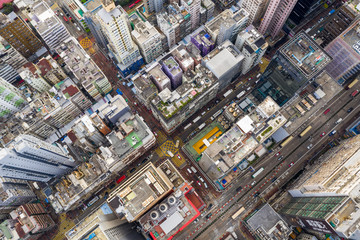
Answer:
173 83 360 240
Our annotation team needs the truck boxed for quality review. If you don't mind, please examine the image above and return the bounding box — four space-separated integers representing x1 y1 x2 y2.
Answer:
190 166 197 173
328 9 335 15
167 151 174 157
237 90 246 99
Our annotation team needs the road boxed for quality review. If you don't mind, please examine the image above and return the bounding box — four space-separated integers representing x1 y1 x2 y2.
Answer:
172 82 360 239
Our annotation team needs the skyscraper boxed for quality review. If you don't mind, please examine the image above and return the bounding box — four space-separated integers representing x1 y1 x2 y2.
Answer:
258 0 298 38
0 36 27 71
0 12 44 59
97 2 143 77
181 0 201 30
0 135 76 182
0 77 27 118
144 0 164 13
240 0 268 25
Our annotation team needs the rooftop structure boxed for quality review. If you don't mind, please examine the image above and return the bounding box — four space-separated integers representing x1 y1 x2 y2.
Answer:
245 204 291 240
191 30 215 57
324 19 360 85
279 31 332 80
56 37 112 101
97 94 131 125
0 36 27 71
107 162 174 222
65 202 143 240
19 62 51 93
150 58 218 133
0 76 27 118
26 0 71 50
180 0 201 30
36 55 67 85
205 8 249 45
201 0 215 22
132 72 159 109
147 62 171 91
138 181 204 239
0 177 36 210
204 40 244 89
161 56 183 89
171 46 195 72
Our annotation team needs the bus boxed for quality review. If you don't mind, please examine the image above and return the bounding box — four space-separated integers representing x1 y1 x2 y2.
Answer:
252 167 264 178
237 90 245 99
198 123 206 130
223 89 233 98
232 206 245 219
193 116 201 123
184 123 192 130
346 79 358 90
167 150 174 157
129 3 135 8
299 126 312 138
116 175 126 184
87 196 99 207
280 136 294 148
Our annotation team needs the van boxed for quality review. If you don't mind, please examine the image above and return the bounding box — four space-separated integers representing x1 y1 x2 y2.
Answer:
187 168 192 174
198 176 205 182
329 130 337 136
204 183 208 188
335 118 343 124
190 166 197 173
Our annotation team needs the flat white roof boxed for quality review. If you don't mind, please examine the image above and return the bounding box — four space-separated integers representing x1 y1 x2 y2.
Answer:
236 115 254 133
206 49 238 78
159 211 184 235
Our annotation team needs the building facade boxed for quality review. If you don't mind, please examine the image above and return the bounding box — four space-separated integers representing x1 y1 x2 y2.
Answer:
0 77 27 118
181 0 201 30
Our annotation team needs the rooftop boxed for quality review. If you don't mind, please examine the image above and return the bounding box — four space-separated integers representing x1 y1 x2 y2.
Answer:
107 162 173 222
163 56 182 76
29 1 62 34
279 31 332 79
148 63 171 88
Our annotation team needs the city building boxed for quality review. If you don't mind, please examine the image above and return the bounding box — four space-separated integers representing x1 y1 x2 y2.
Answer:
107 162 174 222
0 76 27 119
244 204 291 240
203 40 244 89
0 63 20 85
56 37 112 101
235 25 268 75
288 0 321 25
36 56 67 85
157 4 191 48
181 0 201 30
205 8 249 45
0 177 36 213
65 203 143 240
149 52 219 133
0 36 27 72
147 62 171 91
26 0 71 50
5 203 56 239
201 0 215 22
132 73 159 109
161 56 183 89
279 194 360 239
258 0 297 39
253 31 331 106
0 134 76 182
19 63 52 93
139 167 205 239
171 45 195 72
131 16 164 64
47 155 110 213
97 3 144 77
144 0 164 13
0 12 45 59
191 30 215 57
239 0 268 25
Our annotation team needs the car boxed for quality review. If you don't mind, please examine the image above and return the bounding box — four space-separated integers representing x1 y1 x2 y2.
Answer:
236 186 243 192
324 108 330 115
76 27 81 31
254 193 260 198
187 168 192 174
194 218 199 223
329 130 337 136
74 23 78 27
277 156 283 161
204 183 208 188
275 152 281 156
206 213 213 219
177 154 181 159
59 11 64 16
289 162 294 167
55 11 58 16
207 204 213 210
307 144 313 150
320 132 326 137
129 168 136 173
133 102 137 106
198 176 205 182
141 158 148 164
348 107 354 113
249 167 255 172
109 183 116 189
251 181 256 186
153 131 158 137
215 99 220 104
271 177 277 183
197 181 202 186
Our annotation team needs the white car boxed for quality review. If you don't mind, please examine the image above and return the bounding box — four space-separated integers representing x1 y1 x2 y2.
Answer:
198 176 205 182
251 181 256 186
307 144 313 150
187 168 192 174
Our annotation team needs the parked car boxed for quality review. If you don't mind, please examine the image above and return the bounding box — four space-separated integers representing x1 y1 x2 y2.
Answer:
187 168 192 174
251 181 256 186
275 152 281 156
129 168 136 173
329 130 337 136
206 213 213 219
324 108 331 115
197 181 202 186
271 177 277 183
348 107 354 113
254 193 260 198
289 162 294 167
307 144 313 150
277 156 283 161
320 132 326 137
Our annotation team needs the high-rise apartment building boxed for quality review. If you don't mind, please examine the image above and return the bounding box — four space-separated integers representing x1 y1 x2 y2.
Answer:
0 77 27 118
0 63 20 84
36 56 67 85
131 17 164 64
181 0 201 30
97 3 143 77
19 63 51 93
144 0 164 13
0 36 27 71
235 25 268 75
240 0 268 25
205 8 249 45
258 0 298 38
26 0 71 50
0 12 44 59
0 134 76 182
161 56 183 89
201 0 215 22
191 30 216 57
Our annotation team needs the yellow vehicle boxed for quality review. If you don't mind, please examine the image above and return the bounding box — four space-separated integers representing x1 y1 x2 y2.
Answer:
347 79 358 89
232 206 245 220
299 126 312 138
280 136 294 148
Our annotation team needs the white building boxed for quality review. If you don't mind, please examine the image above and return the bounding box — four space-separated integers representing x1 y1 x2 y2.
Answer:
0 135 76 182
235 25 268 75
0 63 19 84
205 8 249 45
0 177 36 209
0 36 27 71
131 18 163 64
239 0 268 25
97 4 141 68
27 0 71 50
181 0 201 30
144 0 164 13
0 77 27 118
19 66 51 93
